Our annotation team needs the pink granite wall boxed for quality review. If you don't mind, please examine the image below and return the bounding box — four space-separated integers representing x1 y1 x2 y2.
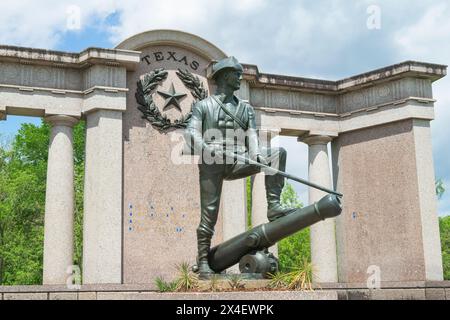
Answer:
332 119 427 283
123 45 223 283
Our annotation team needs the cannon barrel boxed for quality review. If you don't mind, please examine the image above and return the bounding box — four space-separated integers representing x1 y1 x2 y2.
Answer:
208 194 342 273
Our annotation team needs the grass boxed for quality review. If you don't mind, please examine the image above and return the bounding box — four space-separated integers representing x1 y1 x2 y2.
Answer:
155 276 177 292
174 262 199 292
268 258 314 291
209 274 220 292
154 262 199 292
228 273 245 290
155 259 315 293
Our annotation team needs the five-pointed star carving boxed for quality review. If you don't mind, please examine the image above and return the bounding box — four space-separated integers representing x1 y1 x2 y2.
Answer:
157 82 187 112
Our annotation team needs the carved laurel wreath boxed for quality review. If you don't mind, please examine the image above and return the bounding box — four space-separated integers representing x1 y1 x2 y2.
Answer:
135 68 208 132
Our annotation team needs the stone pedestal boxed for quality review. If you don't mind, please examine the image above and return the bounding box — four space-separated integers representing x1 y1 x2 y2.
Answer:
299 135 338 284
119 36 227 284
332 119 443 283
83 110 123 284
412 119 443 281
43 115 78 285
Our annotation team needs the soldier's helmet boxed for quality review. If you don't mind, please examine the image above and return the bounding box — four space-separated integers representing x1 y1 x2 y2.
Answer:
209 56 244 79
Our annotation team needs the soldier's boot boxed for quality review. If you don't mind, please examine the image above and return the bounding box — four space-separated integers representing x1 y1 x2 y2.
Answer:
196 226 215 275
265 168 296 222
197 260 214 275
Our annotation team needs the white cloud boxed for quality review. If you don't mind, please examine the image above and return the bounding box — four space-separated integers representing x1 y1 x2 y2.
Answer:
0 1 412 74
392 3 450 215
394 3 450 61
104 0 374 76
0 0 116 48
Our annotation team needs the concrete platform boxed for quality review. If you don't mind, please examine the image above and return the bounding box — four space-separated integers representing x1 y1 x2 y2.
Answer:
1 281 449 300
0 285 337 300
316 281 450 300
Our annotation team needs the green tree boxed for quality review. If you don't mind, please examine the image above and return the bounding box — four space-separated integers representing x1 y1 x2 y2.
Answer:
0 123 49 284
435 177 449 279
436 179 445 200
280 183 303 209
0 120 85 285
439 216 450 280
72 123 85 270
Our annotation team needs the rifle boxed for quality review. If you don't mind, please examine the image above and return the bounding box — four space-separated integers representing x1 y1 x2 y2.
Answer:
223 151 343 197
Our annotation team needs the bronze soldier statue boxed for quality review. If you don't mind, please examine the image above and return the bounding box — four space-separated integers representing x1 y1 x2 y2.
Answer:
185 56 296 275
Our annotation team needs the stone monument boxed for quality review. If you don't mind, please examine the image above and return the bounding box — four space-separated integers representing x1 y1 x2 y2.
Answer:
117 31 227 283
0 30 446 297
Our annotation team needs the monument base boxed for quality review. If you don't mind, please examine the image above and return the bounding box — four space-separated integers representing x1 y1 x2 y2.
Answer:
1 281 449 300
316 281 450 300
0 284 336 300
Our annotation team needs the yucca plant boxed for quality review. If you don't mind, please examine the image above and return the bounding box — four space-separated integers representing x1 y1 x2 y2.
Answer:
286 258 314 291
228 273 245 290
155 276 177 292
267 271 290 289
209 274 220 292
175 262 199 292
267 258 314 291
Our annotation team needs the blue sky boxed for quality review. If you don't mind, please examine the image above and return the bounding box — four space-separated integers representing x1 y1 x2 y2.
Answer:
0 0 449 215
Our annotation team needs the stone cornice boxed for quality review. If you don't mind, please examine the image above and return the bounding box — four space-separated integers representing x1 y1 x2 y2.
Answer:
0 83 129 96
255 97 435 120
338 103 434 133
256 100 435 136
243 61 447 93
338 97 435 119
243 64 337 92
0 45 141 71
254 106 339 118
255 96 436 120
336 61 447 91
